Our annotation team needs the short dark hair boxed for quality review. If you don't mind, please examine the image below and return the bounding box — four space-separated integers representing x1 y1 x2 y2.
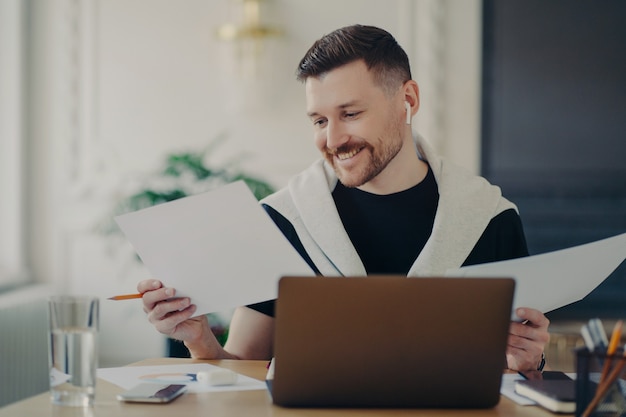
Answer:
296 24 412 96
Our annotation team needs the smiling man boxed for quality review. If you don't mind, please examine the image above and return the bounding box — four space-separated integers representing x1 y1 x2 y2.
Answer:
306 59 420 194
138 24 550 371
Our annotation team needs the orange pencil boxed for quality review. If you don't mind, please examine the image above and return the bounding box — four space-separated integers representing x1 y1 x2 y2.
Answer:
582 344 626 417
600 319 623 384
107 293 143 301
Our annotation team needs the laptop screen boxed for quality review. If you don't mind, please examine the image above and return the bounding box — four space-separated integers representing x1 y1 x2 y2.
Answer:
271 276 515 408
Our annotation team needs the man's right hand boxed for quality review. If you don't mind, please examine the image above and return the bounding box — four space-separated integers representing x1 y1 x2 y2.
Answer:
137 279 205 342
136 279 272 360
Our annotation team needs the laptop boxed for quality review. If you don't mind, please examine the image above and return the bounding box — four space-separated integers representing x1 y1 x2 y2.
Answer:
270 275 515 408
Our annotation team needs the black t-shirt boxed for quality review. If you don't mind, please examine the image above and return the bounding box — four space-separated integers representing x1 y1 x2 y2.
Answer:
332 167 439 274
248 166 528 316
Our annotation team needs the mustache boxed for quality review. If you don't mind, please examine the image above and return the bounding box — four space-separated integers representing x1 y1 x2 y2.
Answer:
325 142 369 156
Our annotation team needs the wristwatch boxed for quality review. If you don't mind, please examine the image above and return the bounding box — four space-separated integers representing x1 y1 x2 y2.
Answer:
537 352 546 371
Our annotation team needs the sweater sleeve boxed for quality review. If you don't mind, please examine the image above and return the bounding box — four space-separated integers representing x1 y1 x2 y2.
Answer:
462 208 529 266
245 204 321 317
247 207 529 316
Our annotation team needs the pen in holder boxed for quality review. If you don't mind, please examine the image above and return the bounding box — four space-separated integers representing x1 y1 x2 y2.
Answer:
576 346 626 417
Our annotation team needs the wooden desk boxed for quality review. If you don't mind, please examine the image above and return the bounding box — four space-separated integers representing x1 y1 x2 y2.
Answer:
0 358 555 417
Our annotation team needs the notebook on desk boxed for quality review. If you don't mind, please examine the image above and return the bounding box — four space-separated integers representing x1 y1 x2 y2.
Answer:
270 275 515 408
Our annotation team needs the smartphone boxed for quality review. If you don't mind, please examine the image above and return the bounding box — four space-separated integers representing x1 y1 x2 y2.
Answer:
518 370 572 381
116 383 187 403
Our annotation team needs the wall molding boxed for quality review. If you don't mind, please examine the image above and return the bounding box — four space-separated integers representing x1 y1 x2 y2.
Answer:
405 0 482 173
0 0 28 285
67 0 101 190
411 0 447 153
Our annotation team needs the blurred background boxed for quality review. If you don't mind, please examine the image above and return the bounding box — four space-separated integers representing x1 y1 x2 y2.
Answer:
1 0 624 406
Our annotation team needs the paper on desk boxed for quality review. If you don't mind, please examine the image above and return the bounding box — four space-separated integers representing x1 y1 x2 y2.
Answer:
445 232 626 317
97 363 266 393
115 181 314 316
500 373 535 405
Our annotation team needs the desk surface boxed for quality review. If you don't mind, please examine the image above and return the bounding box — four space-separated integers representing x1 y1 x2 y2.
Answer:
0 358 555 417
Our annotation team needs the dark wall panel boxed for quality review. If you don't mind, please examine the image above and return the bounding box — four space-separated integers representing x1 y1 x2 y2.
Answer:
482 0 626 319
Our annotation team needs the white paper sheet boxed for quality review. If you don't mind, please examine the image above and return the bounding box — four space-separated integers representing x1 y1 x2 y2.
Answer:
97 363 266 393
115 181 314 316
500 373 535 405
446 232 626 317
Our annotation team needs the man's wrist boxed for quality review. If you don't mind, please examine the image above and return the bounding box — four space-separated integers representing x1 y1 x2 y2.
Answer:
184 336 220 359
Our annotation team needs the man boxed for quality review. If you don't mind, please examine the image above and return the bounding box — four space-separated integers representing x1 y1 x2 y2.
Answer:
138 25 549 371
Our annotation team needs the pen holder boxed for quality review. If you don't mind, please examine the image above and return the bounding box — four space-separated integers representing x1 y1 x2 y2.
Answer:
575 347 626 417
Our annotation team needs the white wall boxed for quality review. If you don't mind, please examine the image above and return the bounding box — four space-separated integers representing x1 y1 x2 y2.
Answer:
23 0 482 366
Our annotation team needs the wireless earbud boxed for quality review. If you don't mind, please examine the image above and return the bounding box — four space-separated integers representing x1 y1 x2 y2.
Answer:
405 101 411 125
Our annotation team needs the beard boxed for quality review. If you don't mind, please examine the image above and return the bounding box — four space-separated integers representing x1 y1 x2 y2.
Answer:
324 116 405 188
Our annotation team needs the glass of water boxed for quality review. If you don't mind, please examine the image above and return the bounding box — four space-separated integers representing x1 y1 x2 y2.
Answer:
48 295 99 407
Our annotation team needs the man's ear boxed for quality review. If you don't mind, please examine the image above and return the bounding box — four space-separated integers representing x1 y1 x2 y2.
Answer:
403 80 420 115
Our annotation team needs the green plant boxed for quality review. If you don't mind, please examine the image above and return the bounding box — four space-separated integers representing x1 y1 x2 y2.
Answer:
101 139 275 235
